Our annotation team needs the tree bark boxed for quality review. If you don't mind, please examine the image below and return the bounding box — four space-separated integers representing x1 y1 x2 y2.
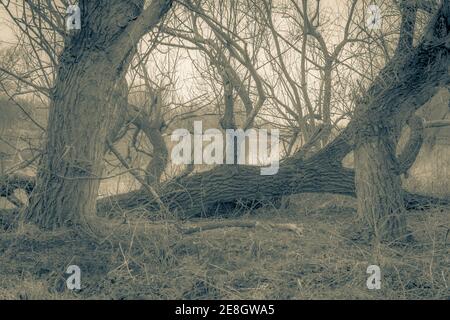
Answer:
354 136 408 241
24 54 119 229
97 0 450 222
96 127 449 219
23 0 173 230
1 1 448 244
2 119 448 219
353 0 449 242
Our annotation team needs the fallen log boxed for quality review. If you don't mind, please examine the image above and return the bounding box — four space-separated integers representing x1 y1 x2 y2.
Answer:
2 108 449 217
2 114 448 217
96 106 449 218
96 151 449 218
1 149 448 217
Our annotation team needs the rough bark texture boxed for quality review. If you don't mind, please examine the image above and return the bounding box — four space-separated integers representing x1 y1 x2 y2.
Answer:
23 0 172 230
2 121 449 219
355 138 408 241
1 1 449 242
97 155 355 218
25 53 119 229
353 1 449 241
96 133 449 219
97 0 449 223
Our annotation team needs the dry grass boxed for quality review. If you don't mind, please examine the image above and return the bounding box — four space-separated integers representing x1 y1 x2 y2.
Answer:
0 193 448 300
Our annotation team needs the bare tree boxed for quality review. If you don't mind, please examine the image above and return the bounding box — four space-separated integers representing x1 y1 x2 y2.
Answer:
98 1 449 244
0 0 449 245
7 0 175 231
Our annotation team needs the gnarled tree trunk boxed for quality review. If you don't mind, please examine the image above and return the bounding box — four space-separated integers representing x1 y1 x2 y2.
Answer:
353 1 449 242
25 60 113 229
24 0 173 230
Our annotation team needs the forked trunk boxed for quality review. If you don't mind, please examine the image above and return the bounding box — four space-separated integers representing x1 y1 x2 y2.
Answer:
22 0 173 231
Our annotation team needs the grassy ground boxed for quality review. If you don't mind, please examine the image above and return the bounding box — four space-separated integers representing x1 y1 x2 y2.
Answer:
0 194 449 300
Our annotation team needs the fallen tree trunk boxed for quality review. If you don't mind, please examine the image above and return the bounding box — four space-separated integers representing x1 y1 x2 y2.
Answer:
2 113 448 217
96 167 449 219
1 142 448 218
2 169 448 220
97 159 355 218
96 148 449 218
96 99 450 218
2 3 449 224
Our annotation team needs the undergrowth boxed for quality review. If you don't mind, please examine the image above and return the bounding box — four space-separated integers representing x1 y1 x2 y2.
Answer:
0 194 448 300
